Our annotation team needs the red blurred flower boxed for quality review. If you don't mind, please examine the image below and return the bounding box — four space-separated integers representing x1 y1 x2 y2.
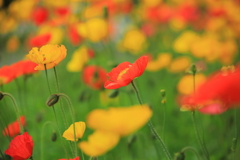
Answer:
174 3 199 22
0 65 16 85
2 116 26 137
54 7 70 16
146 5 174 23
11 60 38 78
83 65 107 90
32 7 49 26
59 157 80 160
5 132 34 160
104 56 148 89
68 24 82 46
28 33 51 48
180 65 240 114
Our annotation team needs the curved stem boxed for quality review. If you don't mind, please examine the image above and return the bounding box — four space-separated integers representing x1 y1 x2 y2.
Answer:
41 121 57 160
3 92 23 134
130 81 172 160
58 93 78 157
191 111 209 160
181 146 201 160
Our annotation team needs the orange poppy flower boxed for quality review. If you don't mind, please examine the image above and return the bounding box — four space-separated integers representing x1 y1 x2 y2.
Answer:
0 65 16 85
10 60 38 78
28 33 51 48
2 116 26 137
26 44 67 70
104 55 148 89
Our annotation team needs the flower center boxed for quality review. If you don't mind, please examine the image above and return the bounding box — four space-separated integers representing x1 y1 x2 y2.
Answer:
117 68 129 80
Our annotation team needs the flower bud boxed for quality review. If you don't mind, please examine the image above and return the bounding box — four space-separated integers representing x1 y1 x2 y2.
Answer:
46 94 59 107
174 152 185 160
108 89 119 98
231 138 237 152
0 92 4 101
51 132 57 142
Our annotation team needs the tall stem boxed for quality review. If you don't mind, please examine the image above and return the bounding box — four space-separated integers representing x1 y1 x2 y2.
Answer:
130 81 172 160
3 92 23 134
58 93 78 157
232 109 238 160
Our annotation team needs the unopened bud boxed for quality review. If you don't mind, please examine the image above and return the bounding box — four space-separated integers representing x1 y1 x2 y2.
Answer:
51 132 57 142
160 89 166 97
46 94 59 107
174 152 185 160
103 6 108 19
231 138 237 152
108 89 119 98
0 92 4 100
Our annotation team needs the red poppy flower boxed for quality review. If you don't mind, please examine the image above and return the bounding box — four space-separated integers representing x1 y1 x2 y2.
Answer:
28 33 51 48
10 60 38 78
5 132 34 160
68 24 82 46
32 7 49 26
2 116 26 137
0 65 16 85
59 157 80 160
104 56 149 89
83 65 107 90
180 65 240 114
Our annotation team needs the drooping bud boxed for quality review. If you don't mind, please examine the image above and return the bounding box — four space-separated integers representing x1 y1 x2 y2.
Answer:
103 6 108 19
160 89 166 104
174 152 185 160
51 132 57 142
0 91 4 101
46 94 59 107
108 89 119 98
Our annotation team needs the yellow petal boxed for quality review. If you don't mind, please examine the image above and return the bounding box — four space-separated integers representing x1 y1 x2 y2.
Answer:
62 121 86 142
79 130 120 157
87 105 152 136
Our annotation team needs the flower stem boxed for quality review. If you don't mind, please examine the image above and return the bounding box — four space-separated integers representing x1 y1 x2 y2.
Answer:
232 109 238 160
2 92 23 134
191 111 209 160
58 93 78 157
181 146 201 160
130 81 172 160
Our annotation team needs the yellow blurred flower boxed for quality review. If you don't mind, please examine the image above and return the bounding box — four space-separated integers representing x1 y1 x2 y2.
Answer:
177 73 207 95
173 31 200 53
79 130 120 157
62 121 86 142
168 57 191 73
219 40 237 65
77 18 108 42
26 44 67 70
87 105 152 136
146 53 172 72
43 0 69 7
0 16 17 34
121 29 147 54
169 18 187 31
67 46 90 72
141 0 162 7
6 36 20 53
82 6 102 20
38 25 64 45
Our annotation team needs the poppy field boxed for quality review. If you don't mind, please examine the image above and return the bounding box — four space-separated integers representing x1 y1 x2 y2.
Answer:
0 0 240 160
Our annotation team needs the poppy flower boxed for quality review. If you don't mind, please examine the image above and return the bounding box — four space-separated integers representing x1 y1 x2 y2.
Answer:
32 7 49 26
10 60 38 78
0 65 16 85
82 65 107 90
2 116 26 137
62 122 86 142
28 33 51 48
5 132 34 160
180 65 240 113
59 156 80 160
104 55 148 89
26 44 67 70
78 130 120 157
87 105 152 136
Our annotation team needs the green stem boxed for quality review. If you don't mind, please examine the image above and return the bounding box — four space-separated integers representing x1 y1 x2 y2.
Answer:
232 109 238 160
0 148 6 160
41 121 57 160
3 92 23 134
181 146 201 160
130 81 172 160
0 109 10 142
44 65 52 94
58 93 78 157
162 98 166 141
191 111 209 160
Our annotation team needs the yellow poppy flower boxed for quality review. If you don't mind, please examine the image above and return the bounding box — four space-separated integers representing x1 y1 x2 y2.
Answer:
78 130 120 157
67 46 90 72
62 121 86 142
177 73 207 95
146 53 172 72
26 44 67 70
121 29 147 54
168 57 191 73
87 105 152 136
